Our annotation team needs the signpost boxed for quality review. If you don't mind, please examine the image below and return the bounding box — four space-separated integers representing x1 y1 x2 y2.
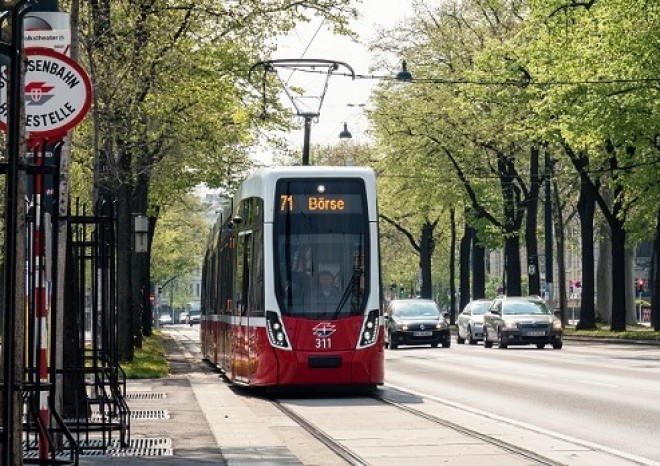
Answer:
0 47 92 146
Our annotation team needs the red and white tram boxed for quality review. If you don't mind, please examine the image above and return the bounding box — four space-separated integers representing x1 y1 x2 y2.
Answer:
200 166 384 388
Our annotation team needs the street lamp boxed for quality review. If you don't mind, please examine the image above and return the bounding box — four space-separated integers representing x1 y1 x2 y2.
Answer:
338 122 352 142
134 214 149 253
396 59 413 82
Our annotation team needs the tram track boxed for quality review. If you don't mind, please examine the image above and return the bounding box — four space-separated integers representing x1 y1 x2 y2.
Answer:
270 387 558 466
376 384 656 466
271 399 368 466
372 390 562 466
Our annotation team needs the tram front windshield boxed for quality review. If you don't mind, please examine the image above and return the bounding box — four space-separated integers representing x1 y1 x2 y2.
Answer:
274 178 369 318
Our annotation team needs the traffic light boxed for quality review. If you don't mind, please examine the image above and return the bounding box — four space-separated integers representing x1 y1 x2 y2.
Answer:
399 286 405 298
636 278 645 293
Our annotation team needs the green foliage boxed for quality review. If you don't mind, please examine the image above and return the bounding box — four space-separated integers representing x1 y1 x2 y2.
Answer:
151 194 207 289
370 0 660 295
564 326 660 341
121 331 169 379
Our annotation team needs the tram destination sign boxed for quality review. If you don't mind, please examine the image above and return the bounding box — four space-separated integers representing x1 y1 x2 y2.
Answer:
0 47 92 144
278 193 363 214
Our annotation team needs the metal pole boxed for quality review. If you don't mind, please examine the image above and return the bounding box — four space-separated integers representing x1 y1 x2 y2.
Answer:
302 115 312 166
2 3 29 464
544 150 554 303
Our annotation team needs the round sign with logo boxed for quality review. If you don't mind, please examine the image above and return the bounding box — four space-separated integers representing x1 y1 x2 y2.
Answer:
0 47 92 145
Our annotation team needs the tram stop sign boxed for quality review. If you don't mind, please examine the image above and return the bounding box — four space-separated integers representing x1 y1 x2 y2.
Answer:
0 47 92 147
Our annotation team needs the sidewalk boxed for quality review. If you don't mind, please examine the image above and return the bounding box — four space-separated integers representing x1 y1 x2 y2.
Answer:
80 331 302 465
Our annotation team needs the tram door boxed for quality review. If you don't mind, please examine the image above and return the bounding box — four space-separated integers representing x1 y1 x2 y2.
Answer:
233 231 252 384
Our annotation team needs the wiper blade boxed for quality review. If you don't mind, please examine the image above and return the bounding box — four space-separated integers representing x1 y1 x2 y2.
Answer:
332 267 362 320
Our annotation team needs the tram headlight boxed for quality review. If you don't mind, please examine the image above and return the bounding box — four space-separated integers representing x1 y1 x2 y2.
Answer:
266 311 290 350
358 309 380 348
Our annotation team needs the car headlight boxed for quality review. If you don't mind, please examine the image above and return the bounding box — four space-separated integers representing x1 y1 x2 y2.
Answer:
397 323 408 331
436 321 448 330
552 318 563 330
504 320 518 330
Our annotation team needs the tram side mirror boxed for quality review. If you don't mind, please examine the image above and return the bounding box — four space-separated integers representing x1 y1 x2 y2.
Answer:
232 215 243 224
442 311 450 319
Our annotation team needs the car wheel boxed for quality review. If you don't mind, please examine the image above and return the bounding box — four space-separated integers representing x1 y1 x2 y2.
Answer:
498 330 507 349
536 343 545 349
468 326 477 345
431 342 439 348
442 340 450 348
553 341 563 350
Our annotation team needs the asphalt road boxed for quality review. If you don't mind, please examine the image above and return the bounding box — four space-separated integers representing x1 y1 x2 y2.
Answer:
385 339 660 463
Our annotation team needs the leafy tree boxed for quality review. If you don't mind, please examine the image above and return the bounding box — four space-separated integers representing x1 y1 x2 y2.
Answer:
60 0 359 359
525 0 660 330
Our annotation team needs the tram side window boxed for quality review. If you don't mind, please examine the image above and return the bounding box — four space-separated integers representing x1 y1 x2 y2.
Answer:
220 238 234 315
234 232 252 317
248 228 264 317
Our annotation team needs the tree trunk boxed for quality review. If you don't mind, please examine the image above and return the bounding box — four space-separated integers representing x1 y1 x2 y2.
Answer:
459 220 472 311
652 208 660 331
115 185 134 361
576 176 597 329
419 222 434 299
449 208 457 324
472 231 486 299
610 220 627 331
625 248 636 324
526 146 541 296
552 179 568 326
596 227 612 323
504 235 522 296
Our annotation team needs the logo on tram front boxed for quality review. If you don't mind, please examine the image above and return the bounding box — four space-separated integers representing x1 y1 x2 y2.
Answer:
312 322 336 338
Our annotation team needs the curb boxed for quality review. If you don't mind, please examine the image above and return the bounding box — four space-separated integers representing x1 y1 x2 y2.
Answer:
563 336 660 346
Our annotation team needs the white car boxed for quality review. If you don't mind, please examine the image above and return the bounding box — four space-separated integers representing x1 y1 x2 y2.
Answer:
158 314 172 325
179 312 189 324
456 299 490 344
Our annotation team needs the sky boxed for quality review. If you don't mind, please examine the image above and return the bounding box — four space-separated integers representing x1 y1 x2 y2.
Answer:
267 0 414 153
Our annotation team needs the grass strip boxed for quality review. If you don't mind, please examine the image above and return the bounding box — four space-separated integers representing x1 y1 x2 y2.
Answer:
122 331 170 379
564 324 660 341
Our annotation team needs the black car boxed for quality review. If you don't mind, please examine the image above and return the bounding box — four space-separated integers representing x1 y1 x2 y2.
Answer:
483 296 563 349
385 299 451 349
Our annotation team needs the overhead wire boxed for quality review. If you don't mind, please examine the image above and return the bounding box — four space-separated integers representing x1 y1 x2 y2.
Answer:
277 66 660 87
285 18 326 86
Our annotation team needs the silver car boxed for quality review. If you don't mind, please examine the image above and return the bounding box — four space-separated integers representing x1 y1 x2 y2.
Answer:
483 296 563 349
456 299 490 344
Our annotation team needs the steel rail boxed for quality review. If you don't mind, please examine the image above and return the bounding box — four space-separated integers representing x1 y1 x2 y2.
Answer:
372 391 564 466
271 399 367 466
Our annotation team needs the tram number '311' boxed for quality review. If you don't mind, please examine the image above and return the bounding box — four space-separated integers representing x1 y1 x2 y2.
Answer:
315 338 332 349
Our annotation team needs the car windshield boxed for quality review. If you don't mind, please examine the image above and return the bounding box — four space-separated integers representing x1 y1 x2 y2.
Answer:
471 302 490 315
393 302 440 318
503 301 552 315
